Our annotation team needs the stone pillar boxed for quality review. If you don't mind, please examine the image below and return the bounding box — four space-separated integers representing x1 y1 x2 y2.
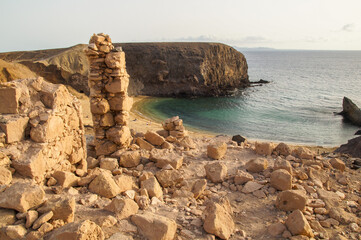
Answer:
85 33 133 156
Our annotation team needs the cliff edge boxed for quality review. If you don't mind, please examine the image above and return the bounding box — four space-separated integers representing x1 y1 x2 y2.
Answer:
0 42 249 96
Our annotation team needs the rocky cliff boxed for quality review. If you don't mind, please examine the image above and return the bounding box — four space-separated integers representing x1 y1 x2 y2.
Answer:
0 42 248 96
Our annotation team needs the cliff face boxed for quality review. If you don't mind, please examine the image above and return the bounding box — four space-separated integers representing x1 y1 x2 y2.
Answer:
0 42 249 96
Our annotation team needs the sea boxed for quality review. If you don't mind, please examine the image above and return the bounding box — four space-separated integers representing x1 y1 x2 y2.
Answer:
139 50 361 146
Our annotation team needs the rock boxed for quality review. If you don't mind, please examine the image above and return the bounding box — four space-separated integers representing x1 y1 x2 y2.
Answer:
30 115 64 143
52 171 79 188
285 210 314 237
207 142 227 160
108 95 133 112
25 210 38 228
329 158 346 171
150 149 183 169
105 198 139 220
274 142 291 156
329 207 358 224
192 179 207 199
231 135 246 145
335 136 361 158
89 171 121 198
99 112 115 127
119 151 141 168
275 190 307 211
267 222 286 237
0 116 29 143
140 176 163 199
245 158 268 173
241 181 263 194
204 162 227 183
3 224 27 239
0 86 20 114
273 158 293 174
136 138 154 151
107 233 133 240
270 169 292 191
131 212 177 240
0 181 45 212
99 158 119 171
234 170 254 185
144 131 165 146
90 98 110 114
0 166 12 185
338 97 361 126
32 211 53 230
293 147 314 160
106 126 132 147
95 140 117 156
0 209 16 227
255 141 274 155
47 220 105 240
37 196 75 223
309 220 328 238
203 197 235 239
114 174 134 193
155 169 183 188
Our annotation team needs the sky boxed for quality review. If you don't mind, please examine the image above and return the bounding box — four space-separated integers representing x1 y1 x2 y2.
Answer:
1 0 361 52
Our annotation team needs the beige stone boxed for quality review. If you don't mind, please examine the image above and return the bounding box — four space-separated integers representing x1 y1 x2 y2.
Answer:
0 181 45 212
114 174 134 193
145 131 165 146
100 157 119 171
107 232 133 240
109 95 133 112
11 147 45 181
119 151 141 168
155 169 183 188
0 166 12 185
136 138 154 151
204 162 227 183
131 212 177 240
192 179 207 199
293 147 314 160
329 207 358 224
37 196 75 223
273 158 293 174
90 98 110 114
270 169 292 191
275 190 307 211
105 198 139 219
114 112 129 125
0 209 16 227
89 171 121 198
329 158 346 172
274 142 291 156
26 210 39 228
241 181 263 194
203 197 235 239
234 170 254 185
106 126 132 146
32 211 53 230
0 87 20 114
207 142 227 160
100 112 115 127
105 51 125 69
245 158 268 173
150 149 184 169
105 78 129 94
268 222 286 237
95 140 117 156
47 220 104 240
255 141 274 155
309 220 328 238
52 171 79 188
285 210 314 237
0 116 29 143
4 224 27 239
30 115 64 143
140 176 163 199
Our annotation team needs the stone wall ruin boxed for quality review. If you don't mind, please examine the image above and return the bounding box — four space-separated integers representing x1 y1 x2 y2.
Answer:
85 33 133 156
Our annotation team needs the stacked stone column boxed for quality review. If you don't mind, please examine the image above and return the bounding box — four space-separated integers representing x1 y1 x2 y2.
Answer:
85 33 133 156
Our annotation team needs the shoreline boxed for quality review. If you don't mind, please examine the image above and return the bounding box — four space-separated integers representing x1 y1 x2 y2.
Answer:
130 96 338 153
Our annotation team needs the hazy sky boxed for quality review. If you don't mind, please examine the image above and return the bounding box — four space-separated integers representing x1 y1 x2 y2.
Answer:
1 0 360 52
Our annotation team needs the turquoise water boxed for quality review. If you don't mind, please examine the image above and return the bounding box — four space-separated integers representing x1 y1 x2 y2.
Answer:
143 50 361 146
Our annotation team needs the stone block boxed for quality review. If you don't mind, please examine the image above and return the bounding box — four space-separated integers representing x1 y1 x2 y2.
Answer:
106 126 132 146
0 116 29 143
140 176 163 199
109 95 133 112
270 169 292 191
255 141 274 155
114 174 135 193
245 158 268 173
119 151 141 168
47 220 104 240
275 190 307 211
285 210 314 237
89 171 121 198
207 142 227 160
204 162 227 183
155 169 183 188
0 166 12 185
37 196 75 223
104 198 139 220
30 115 64 143
234 170 254 185
52 171 79 188
0 87 20 114
105 78 129 94
145 131 165 146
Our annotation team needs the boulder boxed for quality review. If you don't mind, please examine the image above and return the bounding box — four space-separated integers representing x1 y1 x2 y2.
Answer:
105 198 139 220
255 141 274 155
203 197 234 239
0 181 45 212
270 169 292 191
32 211 53 230
273 158 293 174
46 220 105 240
207 142 227 160
274 142 291 156
231 135 246 145
99 158 119 171
204 162 227 183
89 171 121 198
335 136 361 158
329 158 346 172
30 115 64 143
0 166 12 185
241 181 263 194
37 196 75 223
0 209 16 227
338 97 361 126
275 190 307 211
245 158 268 173
52 171 79 188
234 170 254 185
136 138 154 151
285 210 314 237
192 179 207 199
131 212 177 240
140 176 163 199
144 131 165 146
119 151 141 168
155 169 183 188
0 116 29 143
114 174 135 193
293 147 314 160
150 149 183 169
